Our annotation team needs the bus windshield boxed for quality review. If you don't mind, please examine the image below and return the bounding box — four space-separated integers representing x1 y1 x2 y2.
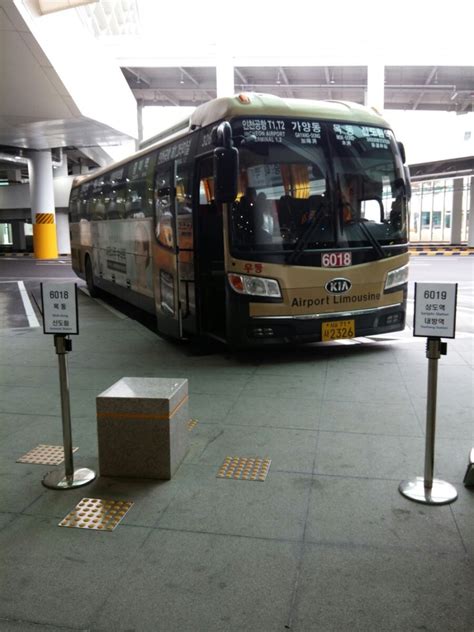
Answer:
229 118 408 256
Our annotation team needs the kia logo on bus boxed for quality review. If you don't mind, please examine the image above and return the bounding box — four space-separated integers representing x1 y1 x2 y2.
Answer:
325 278 352 294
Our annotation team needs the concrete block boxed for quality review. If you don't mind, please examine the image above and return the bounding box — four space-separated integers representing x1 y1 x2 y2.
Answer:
96 377 189 479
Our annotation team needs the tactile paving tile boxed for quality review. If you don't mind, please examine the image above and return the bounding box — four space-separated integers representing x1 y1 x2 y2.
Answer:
59 498 133 531
17 444 78 465
217 456 271 481
187 418 198 431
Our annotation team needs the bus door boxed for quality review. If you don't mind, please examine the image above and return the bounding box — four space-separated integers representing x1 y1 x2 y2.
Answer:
153 164 183 339
195 157 226 339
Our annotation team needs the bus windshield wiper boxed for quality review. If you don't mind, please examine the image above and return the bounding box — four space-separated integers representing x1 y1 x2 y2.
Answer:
356 219 386 259
287 211 328 264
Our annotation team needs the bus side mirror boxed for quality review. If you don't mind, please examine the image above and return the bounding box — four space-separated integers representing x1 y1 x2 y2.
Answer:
214 146 239 203
213 121 239 203
397 141 406 164
403 165 412 200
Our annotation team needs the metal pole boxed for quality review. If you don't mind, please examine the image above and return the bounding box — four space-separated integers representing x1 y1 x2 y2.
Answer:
55 335 74 479
424 337 441 489
42 335 96 490
399 337 457 505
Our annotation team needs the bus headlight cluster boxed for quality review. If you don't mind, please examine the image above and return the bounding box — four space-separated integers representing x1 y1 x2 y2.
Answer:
228 273 281 298
384 264 409 291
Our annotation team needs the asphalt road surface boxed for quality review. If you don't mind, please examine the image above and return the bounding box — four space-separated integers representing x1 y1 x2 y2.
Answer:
0 254 472 335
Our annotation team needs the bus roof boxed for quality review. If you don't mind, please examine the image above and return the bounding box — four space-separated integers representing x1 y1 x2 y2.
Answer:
72 93 390 188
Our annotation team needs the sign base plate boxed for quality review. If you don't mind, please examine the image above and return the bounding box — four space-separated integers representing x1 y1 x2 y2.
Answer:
399 477 457 505
42 467 96 490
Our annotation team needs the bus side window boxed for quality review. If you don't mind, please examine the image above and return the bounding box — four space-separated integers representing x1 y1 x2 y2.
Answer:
154 170 174 249
199 176 223 262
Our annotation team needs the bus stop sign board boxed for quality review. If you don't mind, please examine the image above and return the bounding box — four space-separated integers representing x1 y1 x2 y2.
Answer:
41 282 79 335
413 282 457 339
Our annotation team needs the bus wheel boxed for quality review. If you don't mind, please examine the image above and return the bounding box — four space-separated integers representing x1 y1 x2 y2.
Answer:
85 256 100 297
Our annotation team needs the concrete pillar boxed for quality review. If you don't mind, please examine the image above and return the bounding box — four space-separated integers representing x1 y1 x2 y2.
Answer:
365 64 385 113
468 177 474 247
56 211 71 255
451 178 464 245
28 149 58 259
11 220 26 251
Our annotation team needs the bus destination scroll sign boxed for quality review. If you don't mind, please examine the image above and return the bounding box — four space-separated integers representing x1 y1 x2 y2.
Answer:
413 282 457 339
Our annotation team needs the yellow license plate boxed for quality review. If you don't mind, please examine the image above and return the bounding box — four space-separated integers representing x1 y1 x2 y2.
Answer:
322 319 355 341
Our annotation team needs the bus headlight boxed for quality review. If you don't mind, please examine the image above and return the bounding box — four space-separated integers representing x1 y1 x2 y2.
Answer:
384 264 409 291
228 273 282 298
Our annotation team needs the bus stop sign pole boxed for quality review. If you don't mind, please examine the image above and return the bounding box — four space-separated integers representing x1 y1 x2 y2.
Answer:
399 282 458 506
40 282 96 490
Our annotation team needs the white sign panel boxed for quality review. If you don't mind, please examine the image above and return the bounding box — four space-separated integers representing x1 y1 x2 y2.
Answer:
41 282 79 335
413 282 457 339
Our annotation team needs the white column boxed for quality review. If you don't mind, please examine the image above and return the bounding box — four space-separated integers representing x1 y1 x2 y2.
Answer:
28 149 58 258
53 150 68 178
366 64 385 113
467 177 474 247
137 99 144 151
451 178 464 245
215 37 234 97
56 211 71 255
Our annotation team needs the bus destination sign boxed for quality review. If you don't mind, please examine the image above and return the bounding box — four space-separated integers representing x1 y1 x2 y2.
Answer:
413 282 457 339
41 282 79 335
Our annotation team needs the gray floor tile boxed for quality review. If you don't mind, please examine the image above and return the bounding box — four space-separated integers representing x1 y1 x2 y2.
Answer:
93 529 300 632
0 461 47 513
157 464 311 540
225 394 322 430
319 399 423 436
0 515 150 629
239 374 325 400
0 620 72 631
315 431 468 482
195 423 318 473
0 412 40 441
323 369 410 403
411 399 474 439
26 474 178 528
189 393 238 421
305 476 464 552
452 486 474 556
292 544 474 632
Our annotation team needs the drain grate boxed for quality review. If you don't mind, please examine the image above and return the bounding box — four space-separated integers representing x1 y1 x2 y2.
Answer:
17 444 78 465
187 419 198 431
217 456 271 481
59 498 133 531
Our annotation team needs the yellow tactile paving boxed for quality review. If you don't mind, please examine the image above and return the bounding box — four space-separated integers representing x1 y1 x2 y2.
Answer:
217 456 271 481
17 444 78 466
187 418 198 431
59 498 133 531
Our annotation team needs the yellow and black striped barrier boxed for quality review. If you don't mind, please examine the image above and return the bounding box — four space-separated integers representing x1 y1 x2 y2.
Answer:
409 246 474 256
33 212 58 259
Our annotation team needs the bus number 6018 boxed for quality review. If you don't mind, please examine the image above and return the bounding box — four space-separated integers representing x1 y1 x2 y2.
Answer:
322 252 352 268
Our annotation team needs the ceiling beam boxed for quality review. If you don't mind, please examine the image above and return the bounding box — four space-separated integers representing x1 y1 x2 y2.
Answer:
277 67 294 98
412 66 438 110
124 67 151 87
178 67 214 100
324 67 333 99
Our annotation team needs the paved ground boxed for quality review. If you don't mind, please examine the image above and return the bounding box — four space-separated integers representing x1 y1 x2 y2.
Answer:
0 266 473 631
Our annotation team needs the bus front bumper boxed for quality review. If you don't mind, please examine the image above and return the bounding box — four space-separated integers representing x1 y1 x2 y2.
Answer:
234 303 407 347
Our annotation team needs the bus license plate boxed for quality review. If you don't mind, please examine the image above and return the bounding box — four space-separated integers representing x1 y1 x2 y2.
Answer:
322 319 355 341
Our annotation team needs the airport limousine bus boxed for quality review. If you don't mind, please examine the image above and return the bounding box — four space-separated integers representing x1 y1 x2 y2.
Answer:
69 93 411 347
